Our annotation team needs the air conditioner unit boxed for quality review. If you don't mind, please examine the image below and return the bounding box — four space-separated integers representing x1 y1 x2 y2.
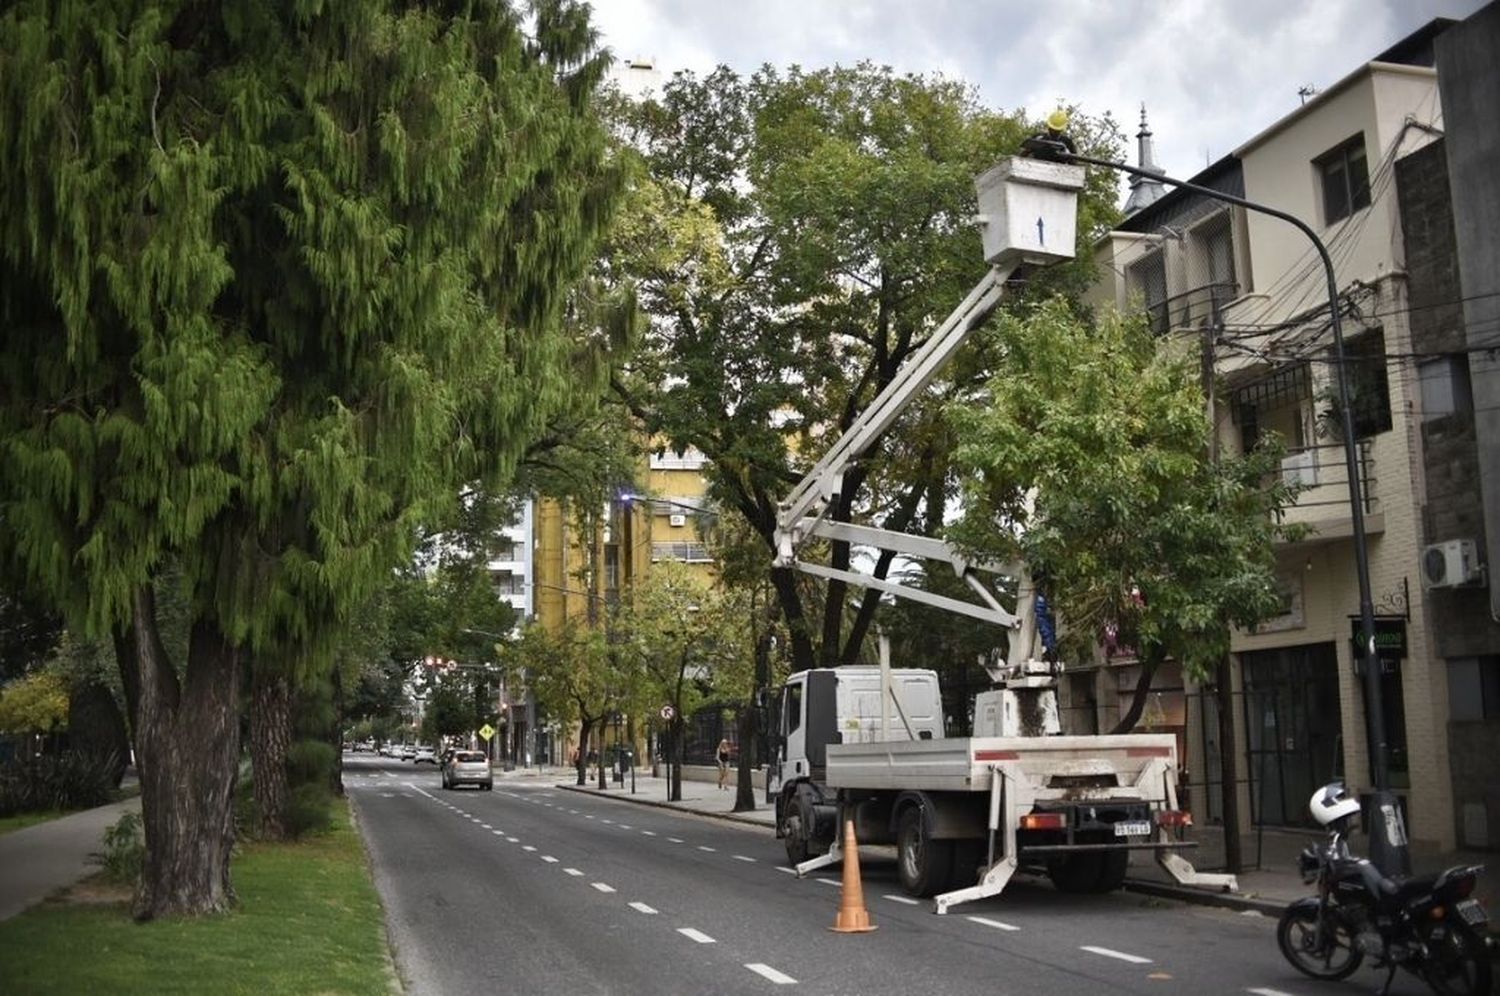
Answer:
1280 449 1319 487
1422 539 1484 589
669 513 687 527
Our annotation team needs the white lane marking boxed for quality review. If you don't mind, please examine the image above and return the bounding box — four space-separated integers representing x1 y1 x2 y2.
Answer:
816 877 841 887
492 830 505 836
774 866 796 875
481 824 492 830
564 868 584 877
522 845 537 852
617 824 632 830
601 819 614 824
733 855 756 863
586 815 596 820
399 793 412 798
1081 946 1152 965
967 916 1020 932
697 845 717 852
506 837 520 843
385 772 399 778
569 809 579 814
628 901 658 915
379 792 395 798
677 928 715 944
470 818 482 823
668 837 684 843
883 894 920 905
590 882 616 894
1246 990 1298 996
542 856 559 864
641 830 657 836
744 964 797 985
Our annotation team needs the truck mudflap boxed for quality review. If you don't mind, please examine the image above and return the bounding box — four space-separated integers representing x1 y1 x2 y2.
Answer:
931 760 1238 914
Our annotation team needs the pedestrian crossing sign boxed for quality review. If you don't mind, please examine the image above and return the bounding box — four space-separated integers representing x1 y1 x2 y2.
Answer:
479 724 495 741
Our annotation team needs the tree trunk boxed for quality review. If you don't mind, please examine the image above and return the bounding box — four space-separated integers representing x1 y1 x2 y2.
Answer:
733 701 756 812
329 664 345 798
1108 655 1160 735
575 717 593 786
768 565 816 672
670 716 684 802
249 667 292 841
1216 656 1243 874
122 586 241 920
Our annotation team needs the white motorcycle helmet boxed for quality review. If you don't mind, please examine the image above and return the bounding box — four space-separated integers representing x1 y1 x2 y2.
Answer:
1308 782 1360 827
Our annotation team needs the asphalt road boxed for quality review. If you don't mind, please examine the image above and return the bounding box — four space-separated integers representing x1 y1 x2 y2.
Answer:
345 754 1425 996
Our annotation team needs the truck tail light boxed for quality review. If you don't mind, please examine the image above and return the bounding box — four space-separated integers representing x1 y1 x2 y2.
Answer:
1156 810 1193 828
1020 812 1066 831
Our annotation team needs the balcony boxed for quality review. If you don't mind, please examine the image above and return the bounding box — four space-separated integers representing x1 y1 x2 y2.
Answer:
1276 440 1383 541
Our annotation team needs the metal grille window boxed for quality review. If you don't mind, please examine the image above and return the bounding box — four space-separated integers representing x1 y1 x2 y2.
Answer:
1231 362 1310 452
490 570 524 596
650 541 713 563
1344 331 1392 438
1316 135 1371 225
1127 252 1169 334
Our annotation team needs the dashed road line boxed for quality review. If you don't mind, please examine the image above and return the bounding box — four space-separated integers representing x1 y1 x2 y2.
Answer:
967 916 1020 932
1081 946 1152 965
492 830 505 836
668 837 684 843
564 868 584 877
522 845 537 852
883 894 920 905
677 928 715 944
617 824 632 830
733 855 756 863
542 856 559 864
628 901 658 915
1245 989 1297 996
641 830 657 836
744 964 797 985
590 882 617 894
481 823 492 830
506 837 520 843
816 877 841 887
774 867 796 875
697 845 716 852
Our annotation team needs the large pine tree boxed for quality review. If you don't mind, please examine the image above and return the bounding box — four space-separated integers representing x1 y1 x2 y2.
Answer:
0 0 622 918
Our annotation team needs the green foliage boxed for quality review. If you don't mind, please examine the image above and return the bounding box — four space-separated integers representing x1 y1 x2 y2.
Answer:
98 811 145 885
948 300 1298 679
0 751 119 816
0 672 69 733
607 64 1124 669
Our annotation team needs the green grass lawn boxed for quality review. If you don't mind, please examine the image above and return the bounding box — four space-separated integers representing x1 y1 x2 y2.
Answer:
0 809 69 836
0 801 394 995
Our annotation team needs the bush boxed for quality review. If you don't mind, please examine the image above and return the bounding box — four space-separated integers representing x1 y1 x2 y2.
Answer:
286 782 333 837
0 751 118 816
98 810 144 884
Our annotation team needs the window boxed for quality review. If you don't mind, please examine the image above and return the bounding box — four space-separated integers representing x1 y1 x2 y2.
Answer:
1343 331 1392 438
490 570 524 596
1127 252 1169 334
1195 213 1237 316
785 683 803 734
1448 657 1500 721
650 541 712 563
1418 355 1472 421
649 446 708 470
1316 135 1371 225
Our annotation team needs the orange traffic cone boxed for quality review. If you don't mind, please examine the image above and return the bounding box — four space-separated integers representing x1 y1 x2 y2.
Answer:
830 819 877 933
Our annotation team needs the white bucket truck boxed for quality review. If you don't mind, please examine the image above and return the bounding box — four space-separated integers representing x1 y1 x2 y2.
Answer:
769 152 1237 914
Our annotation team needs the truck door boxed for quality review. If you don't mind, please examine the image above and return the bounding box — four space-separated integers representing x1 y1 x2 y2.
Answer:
782 676 806 780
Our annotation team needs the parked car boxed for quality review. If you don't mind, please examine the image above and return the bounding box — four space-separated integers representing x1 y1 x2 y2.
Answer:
443 750 493 791
377 743 394 757
400 744 418 761
413 746 438 765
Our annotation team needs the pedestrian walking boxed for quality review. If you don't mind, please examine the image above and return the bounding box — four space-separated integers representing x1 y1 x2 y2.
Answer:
716 738 732 790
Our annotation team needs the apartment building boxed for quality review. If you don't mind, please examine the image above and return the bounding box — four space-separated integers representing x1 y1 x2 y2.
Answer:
1079 12 1500 853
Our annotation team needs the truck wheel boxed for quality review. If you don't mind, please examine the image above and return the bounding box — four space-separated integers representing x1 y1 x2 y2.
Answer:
1091 849 1129 893
897 809 954 897
781 791 813 865
1047 852 1104 894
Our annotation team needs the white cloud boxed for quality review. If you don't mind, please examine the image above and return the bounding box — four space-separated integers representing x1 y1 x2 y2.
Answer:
589 0 1484 198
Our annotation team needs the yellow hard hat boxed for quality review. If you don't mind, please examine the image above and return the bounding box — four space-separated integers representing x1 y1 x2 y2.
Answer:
1046 109 1070 132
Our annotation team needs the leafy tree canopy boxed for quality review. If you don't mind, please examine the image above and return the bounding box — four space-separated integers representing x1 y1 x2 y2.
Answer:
0 671 69 733
947 300 1299 683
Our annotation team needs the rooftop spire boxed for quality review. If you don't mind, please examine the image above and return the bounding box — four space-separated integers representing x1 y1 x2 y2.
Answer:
1123 103 1168 215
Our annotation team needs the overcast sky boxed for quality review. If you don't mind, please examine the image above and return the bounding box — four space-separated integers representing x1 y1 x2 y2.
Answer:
588 0 1485 200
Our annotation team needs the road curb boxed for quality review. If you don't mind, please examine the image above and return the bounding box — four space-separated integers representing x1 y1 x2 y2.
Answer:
1122 877 1286 916
552 783 775 830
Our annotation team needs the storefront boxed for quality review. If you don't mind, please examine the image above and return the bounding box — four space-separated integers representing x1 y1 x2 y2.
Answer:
1238 643 1344 827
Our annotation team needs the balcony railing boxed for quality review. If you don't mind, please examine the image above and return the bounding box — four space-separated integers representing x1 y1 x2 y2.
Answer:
1277 439 1379 533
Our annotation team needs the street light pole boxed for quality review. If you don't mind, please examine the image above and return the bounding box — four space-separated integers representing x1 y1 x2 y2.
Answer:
1030 136 1408 875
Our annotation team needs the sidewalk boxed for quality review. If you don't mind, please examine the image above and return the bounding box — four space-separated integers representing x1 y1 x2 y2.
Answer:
0 795 141 921
544 768 1495 919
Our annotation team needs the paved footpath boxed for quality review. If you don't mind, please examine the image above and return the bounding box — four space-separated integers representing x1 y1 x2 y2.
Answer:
0 795 141 921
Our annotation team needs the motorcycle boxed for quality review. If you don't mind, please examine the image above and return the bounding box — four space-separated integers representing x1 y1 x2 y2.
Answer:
1277 783 1493 995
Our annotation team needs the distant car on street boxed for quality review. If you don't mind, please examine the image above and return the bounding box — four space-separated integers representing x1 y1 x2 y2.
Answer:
413 746 438 765
400 744 418 761
443 750 493 791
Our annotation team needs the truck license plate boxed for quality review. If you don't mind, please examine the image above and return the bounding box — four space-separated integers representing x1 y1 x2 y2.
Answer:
1455 899 1487 926
1114 821 1151 837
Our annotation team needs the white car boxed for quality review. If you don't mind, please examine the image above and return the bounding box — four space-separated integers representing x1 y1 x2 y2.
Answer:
413 746 438 765
442 750 494 791
400 744 418 761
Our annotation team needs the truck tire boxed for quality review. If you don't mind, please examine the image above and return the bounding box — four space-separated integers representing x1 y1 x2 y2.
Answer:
1046 852 1104 894
897 808 954 897
781 788 821 865
1092 848 1129 893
